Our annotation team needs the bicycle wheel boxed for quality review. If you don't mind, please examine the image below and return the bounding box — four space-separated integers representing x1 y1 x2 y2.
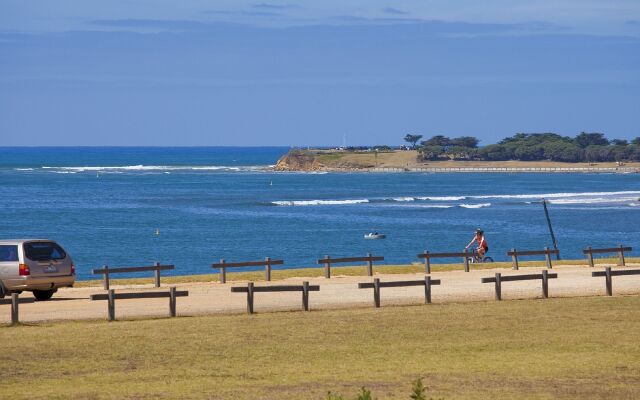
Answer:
482 256 494 263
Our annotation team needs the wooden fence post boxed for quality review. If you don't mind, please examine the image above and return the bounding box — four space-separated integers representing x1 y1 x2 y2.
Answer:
424 276 432 304
424 250 431 274
302 281 310 311
154 261 161 288
265 257 272 281
463 250 470 272
373 278 381 308
617 245 626 266
324 255 331 279
219 259 226 284
103 265 110 290
11 293 19 324
495 273 502 301
169 287 177 317
605 267 612 296
544 247 552 269
586 247 594 268
247 282 254 314
367 252 373 276
542 270 549 298
108 289 115 321
511 248 519 270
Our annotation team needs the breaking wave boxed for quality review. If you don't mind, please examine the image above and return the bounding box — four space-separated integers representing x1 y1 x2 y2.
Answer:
471 190 640 200
459 203 492 209
270 190 639 208
271 199 370 206
24 165 274 173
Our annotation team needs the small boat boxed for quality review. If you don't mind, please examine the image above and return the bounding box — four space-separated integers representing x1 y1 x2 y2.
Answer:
364 232 386 240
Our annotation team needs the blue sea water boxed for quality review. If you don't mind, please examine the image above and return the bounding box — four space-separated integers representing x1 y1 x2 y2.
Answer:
1 147 639 280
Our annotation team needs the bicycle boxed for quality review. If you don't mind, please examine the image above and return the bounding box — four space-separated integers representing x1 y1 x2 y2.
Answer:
465 248 494 263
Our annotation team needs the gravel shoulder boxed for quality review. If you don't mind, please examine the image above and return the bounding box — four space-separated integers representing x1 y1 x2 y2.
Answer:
2 264 639 323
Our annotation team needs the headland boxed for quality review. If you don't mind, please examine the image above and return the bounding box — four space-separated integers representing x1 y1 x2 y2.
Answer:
275 149 640 173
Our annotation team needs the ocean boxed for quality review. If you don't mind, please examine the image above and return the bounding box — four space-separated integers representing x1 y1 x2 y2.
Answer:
1 147 639 280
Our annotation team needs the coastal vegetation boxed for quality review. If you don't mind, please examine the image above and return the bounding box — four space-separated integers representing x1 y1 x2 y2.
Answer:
1 296 638 399
414 132 640 163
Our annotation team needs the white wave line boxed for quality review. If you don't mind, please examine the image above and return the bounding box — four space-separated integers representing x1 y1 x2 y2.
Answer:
272 199 370 206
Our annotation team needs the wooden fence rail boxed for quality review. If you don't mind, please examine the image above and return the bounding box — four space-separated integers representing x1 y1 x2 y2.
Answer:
92 262 175 290
1 293 35 325
591 267 640 296
231 282 319 313
212 257 284 283
316 253 384 278
507 247 560 270
583 245 632 267
90 288 188 321
417 250 477 273
481 271 558 300
358 277 441 307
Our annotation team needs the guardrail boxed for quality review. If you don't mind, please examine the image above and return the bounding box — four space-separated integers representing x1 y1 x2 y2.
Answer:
316 253 384 278
507 247 560 270
591 267 640 296
358 277 441 307
92 262 175 290
417 250 476 273
212 257 284 283
90 288 188 321
583 245 632 267
481 271 558 300
231 282 319 314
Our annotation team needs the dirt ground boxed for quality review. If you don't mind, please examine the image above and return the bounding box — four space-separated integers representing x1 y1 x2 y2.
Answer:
2 263 638 323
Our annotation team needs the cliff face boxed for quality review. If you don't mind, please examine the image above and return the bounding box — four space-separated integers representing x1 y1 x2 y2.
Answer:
274 150 324 171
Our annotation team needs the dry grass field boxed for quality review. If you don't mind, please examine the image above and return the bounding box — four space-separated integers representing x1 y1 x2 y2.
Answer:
312 150 640 170
1 295 639 399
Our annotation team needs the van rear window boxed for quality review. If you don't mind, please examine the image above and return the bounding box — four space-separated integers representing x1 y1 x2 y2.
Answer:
0 246 18 262
23 242 67 261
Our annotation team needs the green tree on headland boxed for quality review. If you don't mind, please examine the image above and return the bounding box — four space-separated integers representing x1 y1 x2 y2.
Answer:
412 132 640 163
404 134 423 149
575 132 609 148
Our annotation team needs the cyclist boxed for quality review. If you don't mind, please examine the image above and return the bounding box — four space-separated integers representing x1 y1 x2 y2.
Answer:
465 228 488 260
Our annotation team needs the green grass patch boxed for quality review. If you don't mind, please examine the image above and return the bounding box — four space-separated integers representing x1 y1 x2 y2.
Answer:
316 153 348 163
1 296 639 399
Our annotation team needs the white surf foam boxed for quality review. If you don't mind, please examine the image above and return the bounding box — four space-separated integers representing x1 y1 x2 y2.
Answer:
271 199 370 206
548 196 640 205
40 165 272 173
418 196 466 201
417 204 455 209
392 197 416 202
459 203 491 209
472 190 640 200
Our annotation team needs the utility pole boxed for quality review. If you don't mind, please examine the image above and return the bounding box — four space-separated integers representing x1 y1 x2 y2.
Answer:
542 199 560 260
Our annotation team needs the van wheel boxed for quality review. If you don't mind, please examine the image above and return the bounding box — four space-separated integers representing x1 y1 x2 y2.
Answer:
33 289 55 301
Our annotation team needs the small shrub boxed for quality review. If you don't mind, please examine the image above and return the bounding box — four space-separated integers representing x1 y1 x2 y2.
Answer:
410 378 427 400
356 387 373 400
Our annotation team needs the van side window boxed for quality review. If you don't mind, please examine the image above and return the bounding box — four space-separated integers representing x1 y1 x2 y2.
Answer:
0 245 19 262
23 242 67 261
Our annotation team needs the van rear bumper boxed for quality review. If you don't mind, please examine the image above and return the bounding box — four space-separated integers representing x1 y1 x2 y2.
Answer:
2 275 75 292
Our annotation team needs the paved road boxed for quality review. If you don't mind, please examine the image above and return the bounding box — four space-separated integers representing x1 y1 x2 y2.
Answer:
1 264 638 323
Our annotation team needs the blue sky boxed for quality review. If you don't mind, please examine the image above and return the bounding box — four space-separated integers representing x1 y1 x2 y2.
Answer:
1 1 639 146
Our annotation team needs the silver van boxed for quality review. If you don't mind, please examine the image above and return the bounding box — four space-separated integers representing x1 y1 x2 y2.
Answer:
0 239 75 300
